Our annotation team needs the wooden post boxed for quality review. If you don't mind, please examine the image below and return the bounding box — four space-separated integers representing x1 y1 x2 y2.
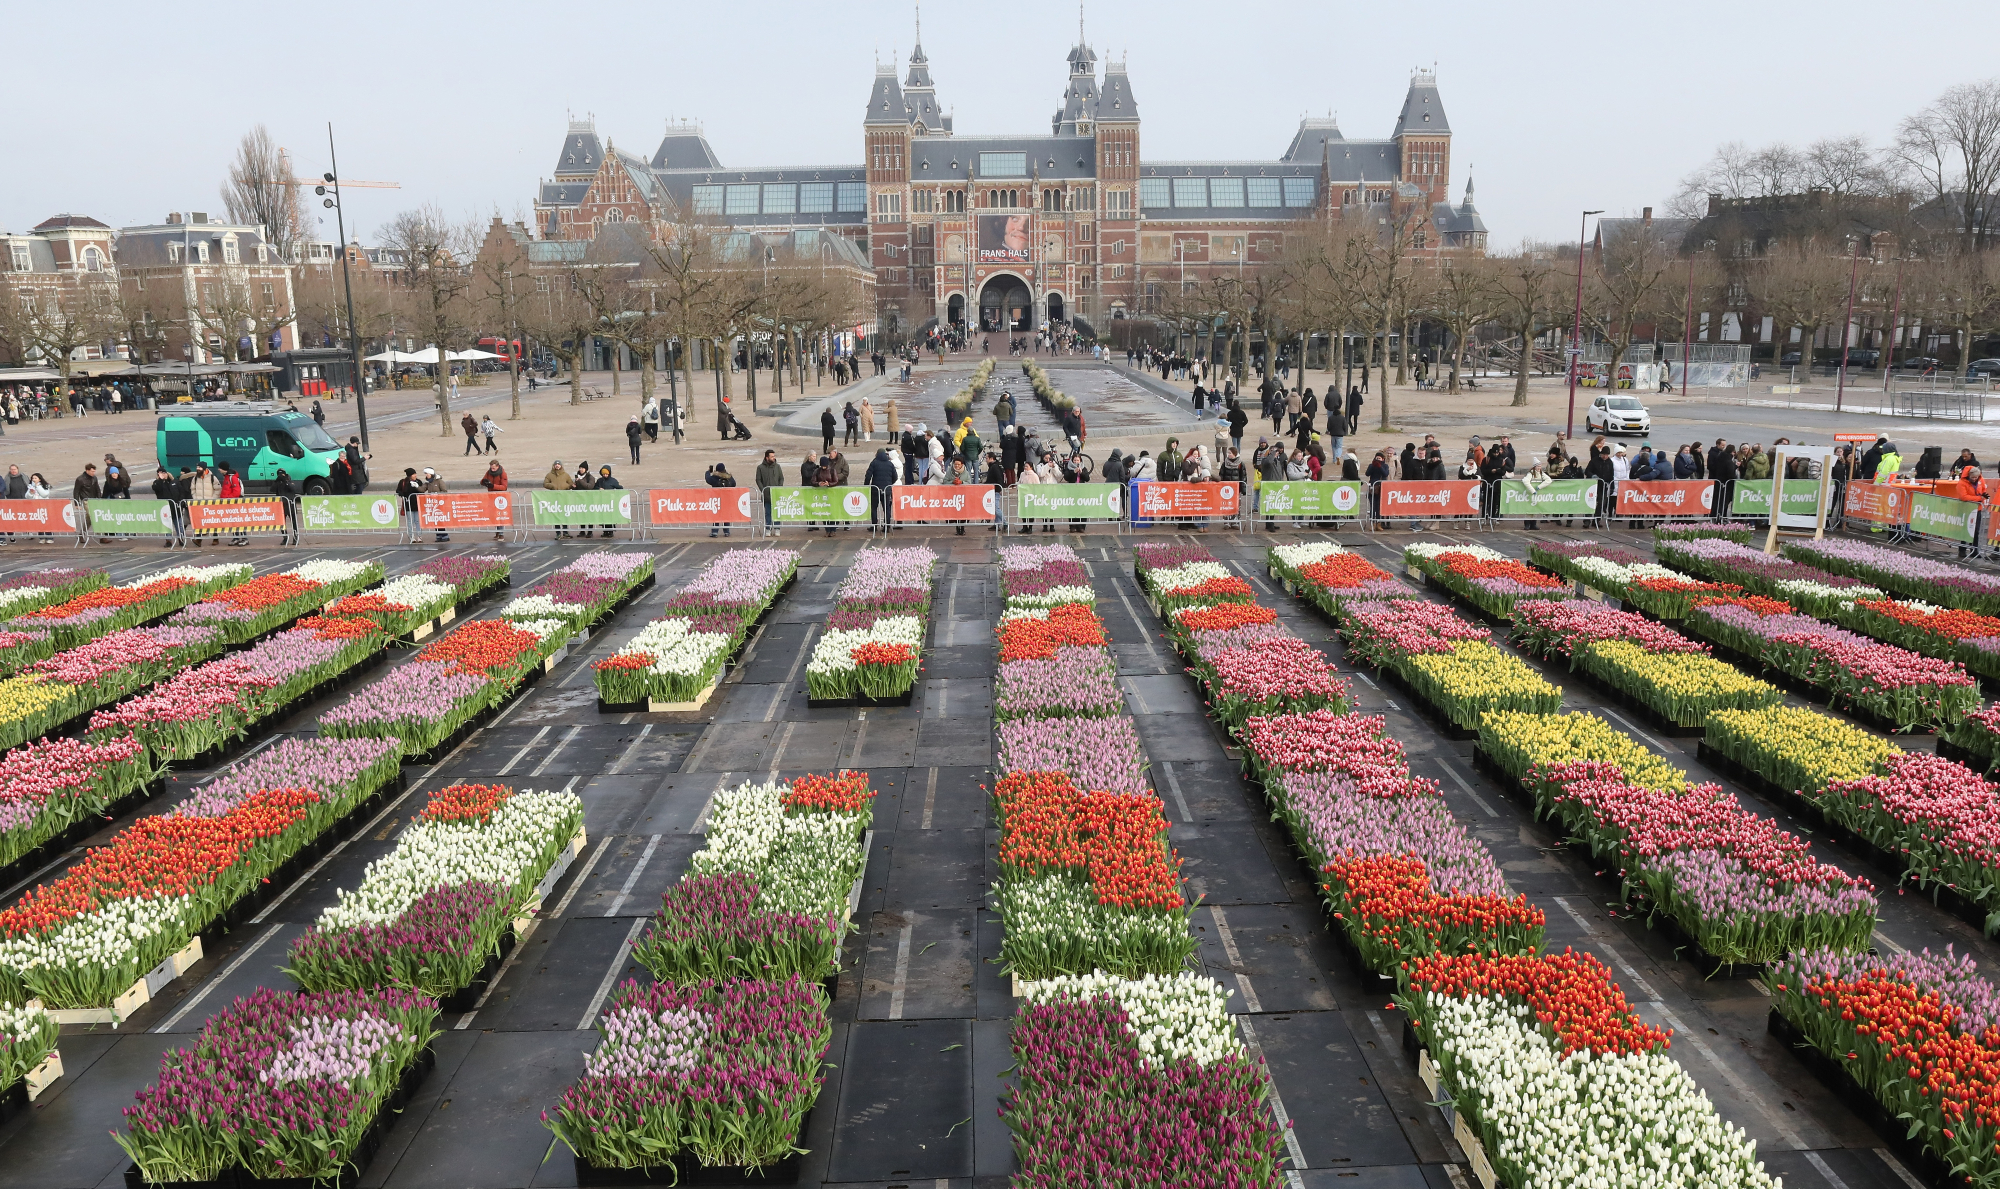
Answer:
1763 449 1786 554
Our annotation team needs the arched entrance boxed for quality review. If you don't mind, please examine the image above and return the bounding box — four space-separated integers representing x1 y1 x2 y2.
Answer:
947 293 965 328
979 275 1032 333
1046 293 1065 324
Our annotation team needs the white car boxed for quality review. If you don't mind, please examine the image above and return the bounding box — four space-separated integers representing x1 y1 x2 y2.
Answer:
1586 394 1651 436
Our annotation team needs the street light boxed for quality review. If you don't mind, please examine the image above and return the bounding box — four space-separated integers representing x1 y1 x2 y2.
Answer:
1565 210 1604 439
317 124 371 451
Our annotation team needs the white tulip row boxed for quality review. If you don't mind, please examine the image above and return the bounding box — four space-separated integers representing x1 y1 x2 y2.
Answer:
804 616 924 678
1017 970 1243 1068
1144 562 1236 593
0 897 186 992
615 619 734 679
284 560 377 586
1004 586 1096 609
1269 542 1345 570
689 778 868 919
1418 992 1778 1189
316 790 585 931
1565 555 1681 589
369 574 458 619
1405 541 1508 562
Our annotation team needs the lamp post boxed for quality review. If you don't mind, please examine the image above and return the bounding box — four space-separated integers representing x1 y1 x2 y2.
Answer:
1565 210 1603 439
1836 237 1862 413
315 124 371 451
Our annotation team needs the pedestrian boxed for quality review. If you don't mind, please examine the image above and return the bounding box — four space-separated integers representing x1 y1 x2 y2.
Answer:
885 397 900 442
479 460 509 541
821 406 837 453
542 459 574 539
1227 400 1249 455
150 466 180 548
311 400 325 429
73 463 102 502
217 463 248 545
1347 385 1364 426
718 397 735 442
860 397 876 441
461 411 480 455
703 462 736 538
481 415 502 455
626 415 644 465
642 398 660 443
102 454 131 501
593 466 623 539
421 467 451 543
843 401 860 446
755 448 785 535
344 437 371 493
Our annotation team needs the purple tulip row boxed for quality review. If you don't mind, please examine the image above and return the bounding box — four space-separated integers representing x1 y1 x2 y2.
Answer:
117 986 438 1185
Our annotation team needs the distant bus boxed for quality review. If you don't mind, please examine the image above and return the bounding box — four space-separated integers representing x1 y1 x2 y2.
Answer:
475 338 523 368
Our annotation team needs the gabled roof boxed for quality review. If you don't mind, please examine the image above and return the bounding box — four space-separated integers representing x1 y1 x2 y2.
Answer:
1394 73 1448 135
613 150 660 203
911 135 1099 180
33 214 110 232
864 66 908 126
538 181 590 207
555 126 604 177
1280 118 1344 163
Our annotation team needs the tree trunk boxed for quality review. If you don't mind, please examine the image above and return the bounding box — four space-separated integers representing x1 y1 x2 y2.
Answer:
569 355 583 407
509 337 521 420
1376 311 1393 430
611 343 622 396
640 348 655 407
1511 319 1531 407
436 329 453 436
1450 326 1470 395
1395 318 1411 386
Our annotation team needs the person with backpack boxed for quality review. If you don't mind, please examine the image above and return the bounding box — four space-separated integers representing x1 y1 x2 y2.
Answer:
461 411 481 455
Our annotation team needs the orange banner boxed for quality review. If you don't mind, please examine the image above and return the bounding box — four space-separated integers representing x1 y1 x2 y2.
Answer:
417 491 512 529
1376 480 1482 517
1844 482 1911 527
1133 482 1239 518
1614 480 1715 516
892 485 996 521
648 488 759 524
0 499 79 532
187 499 285 533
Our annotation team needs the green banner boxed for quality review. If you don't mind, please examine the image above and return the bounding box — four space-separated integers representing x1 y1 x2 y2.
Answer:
1911 492 1980 543
1731 478 1823 521
768 486 871 523
85 498 175 535
299 494 401 532
1255 481 1364 518
531 489 636 525
1496 478 1599 517
1017 483 1124 520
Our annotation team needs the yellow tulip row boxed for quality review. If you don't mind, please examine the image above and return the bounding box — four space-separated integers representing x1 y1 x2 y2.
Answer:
1478 708 1690 792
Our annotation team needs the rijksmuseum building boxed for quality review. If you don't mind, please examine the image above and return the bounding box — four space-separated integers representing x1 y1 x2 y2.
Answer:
533 31 1485 339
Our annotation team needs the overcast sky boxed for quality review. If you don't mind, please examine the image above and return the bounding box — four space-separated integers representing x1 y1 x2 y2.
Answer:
5 0 1988 249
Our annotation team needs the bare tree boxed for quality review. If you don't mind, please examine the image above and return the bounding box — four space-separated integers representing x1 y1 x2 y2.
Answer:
1753 247 1856 375
221 125 307 264
1922 251 2000 369
0 278 114 401
1584 221 1679 389
1489 246 1561 406
1423 255 1503 395
1648 253 1731 377
1895 80 2000 253
474 223 531 419
517 266 605 409
377 205 477 435
1801 135 1890 198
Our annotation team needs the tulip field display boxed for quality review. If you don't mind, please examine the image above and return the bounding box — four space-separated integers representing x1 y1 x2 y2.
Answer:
1655 536 1884 616
1239 710 1541 973
1621 574 1748 620
1812 752 2000 930
0 565 105 618
595 548 798 706
0 736 402 1015
996 709 1149 795
0 623 228 751
0 627 54 681
633 771 876 983
543 976 833 1178
1480 709 1690 792
1398 950 1779 1189
1833 596 2000 681
804 546 936 704
1771 947 2000 1185
1 998 58 1103
995 645 1123 720
1653 520 1760 543
1526 759 1876 964
320 617 570 755
1524 540 1681 600
1404 541 1571 619
1783 536 2000 615
117 986 439 1185
166 559 383 644
1704 704 1900 801
90 614 389 761
1165 602 1350 731
1265 541 1404 612
499 550 655 630
0 735 154 874
1508 600 1782 728
660 547 800 620
7 562 249 648
1946 703 2000 773
999 543 1096 608
1321 597 1563 733
287 783 585 999
1001 971 1286 1185
991 770 1195 980
1132 541 1254 614
1687 596 1979 732
327 555 512 639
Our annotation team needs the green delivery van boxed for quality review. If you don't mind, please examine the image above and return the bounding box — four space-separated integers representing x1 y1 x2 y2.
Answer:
155 403 351 494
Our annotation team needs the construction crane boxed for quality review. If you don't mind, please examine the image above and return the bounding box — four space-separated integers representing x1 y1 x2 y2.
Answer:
277 147 399 190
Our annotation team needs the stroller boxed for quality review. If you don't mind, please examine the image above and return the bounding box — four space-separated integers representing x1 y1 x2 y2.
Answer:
729 414 753 441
